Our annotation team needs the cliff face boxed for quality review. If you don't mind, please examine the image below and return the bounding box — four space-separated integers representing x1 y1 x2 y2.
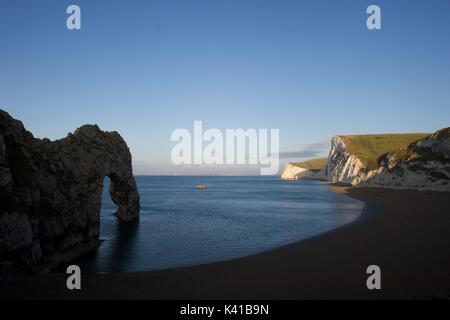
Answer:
325 128 450 191
326 136 366 185
0 110 140 274
281 163 325 180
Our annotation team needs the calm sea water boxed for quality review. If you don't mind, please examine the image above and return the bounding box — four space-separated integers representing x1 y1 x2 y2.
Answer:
77 176 363 273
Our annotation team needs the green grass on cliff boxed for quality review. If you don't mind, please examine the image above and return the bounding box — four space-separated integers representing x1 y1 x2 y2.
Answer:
339 133 430 169
291 157 327 171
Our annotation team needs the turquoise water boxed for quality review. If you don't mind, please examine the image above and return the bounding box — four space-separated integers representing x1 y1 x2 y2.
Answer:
77 176 363 273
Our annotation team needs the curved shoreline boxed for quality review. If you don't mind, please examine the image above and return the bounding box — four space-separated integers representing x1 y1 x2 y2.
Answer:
74 179 364 275
1 186 450 299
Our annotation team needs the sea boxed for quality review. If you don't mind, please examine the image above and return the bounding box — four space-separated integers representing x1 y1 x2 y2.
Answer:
76 176 363 273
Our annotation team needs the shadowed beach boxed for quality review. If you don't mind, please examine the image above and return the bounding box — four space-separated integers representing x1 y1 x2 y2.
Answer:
1 187 449 300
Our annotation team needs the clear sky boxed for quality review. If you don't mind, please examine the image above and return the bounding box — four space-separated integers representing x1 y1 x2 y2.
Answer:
1 0 449 175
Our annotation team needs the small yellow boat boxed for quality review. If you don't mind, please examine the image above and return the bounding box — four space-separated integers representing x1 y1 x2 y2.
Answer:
194 185 208 189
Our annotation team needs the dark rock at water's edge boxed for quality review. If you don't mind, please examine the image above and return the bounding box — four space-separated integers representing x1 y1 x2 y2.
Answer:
0 109 140 274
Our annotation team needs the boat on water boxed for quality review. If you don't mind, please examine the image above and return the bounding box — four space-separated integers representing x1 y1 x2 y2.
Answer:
194 185 208 189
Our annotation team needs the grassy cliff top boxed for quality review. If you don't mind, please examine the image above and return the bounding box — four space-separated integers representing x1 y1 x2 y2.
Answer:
339 133 430 169
291 157 327 171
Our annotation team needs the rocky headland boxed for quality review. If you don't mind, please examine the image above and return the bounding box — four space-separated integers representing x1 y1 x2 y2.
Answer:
282 128 450 191
0 109 140 274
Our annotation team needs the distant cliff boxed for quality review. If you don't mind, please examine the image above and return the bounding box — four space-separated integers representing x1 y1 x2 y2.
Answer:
281 158 326 180
325 129 450 191
0 109 140 274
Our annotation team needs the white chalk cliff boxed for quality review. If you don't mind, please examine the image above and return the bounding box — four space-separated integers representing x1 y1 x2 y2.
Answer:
282 128 450 191
281 163 325 180
325 128 450 191
325 136 366 185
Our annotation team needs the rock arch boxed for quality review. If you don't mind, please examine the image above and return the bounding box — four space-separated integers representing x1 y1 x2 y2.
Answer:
0 109 140 274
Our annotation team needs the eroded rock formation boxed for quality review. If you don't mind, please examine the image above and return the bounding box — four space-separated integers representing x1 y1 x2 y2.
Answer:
0 109 140 274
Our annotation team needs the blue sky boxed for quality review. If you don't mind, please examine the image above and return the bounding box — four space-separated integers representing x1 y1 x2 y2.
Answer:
1 0 449 174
